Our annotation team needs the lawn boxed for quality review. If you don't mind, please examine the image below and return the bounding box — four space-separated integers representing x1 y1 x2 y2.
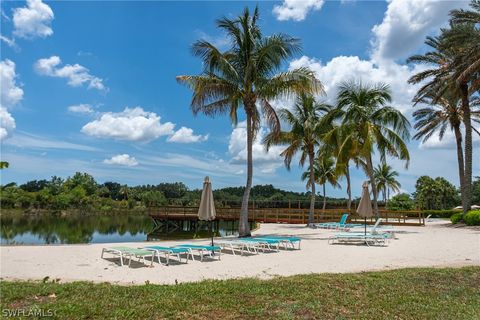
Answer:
1 267 479 319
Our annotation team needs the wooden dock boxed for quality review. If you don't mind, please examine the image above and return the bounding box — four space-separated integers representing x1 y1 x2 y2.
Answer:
149 206 425 228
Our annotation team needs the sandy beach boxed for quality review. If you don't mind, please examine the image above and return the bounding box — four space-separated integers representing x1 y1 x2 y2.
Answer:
1 219 479 285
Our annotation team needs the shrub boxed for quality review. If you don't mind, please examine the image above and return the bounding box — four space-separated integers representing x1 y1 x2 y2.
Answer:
464 210 480 226
450 212 462 224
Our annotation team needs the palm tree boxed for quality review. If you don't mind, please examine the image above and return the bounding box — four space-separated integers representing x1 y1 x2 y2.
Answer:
302 155 340 211
0 161 9 169
327 81 410 218
319 119 358 211
264 94 330 226
374 162 401 205
413 88 480 210
408 15 479 214
177 7 321 236
447 0 480 87
444 1 480 213
119 185 129 201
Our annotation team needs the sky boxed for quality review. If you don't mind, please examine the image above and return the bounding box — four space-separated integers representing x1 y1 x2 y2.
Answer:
0 0 478 197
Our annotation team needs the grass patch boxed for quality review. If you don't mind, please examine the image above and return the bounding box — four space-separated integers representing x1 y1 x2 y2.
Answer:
1 267 479 319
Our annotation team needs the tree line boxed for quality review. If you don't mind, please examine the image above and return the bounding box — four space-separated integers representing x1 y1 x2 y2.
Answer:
2 171 478 213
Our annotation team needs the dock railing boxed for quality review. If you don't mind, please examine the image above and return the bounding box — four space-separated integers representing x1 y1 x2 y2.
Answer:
149 207 425 226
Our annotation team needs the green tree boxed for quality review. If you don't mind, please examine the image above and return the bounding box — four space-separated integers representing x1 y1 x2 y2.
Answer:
328 81 410 218
413 176 460 210
156 182 188 198
141 191 167 207
264 95 330 226
301 155 340 211
64 172 97 196
387 193 414 211
0 161 9 169
177 7 321 236
19 180 49 192
374 163 401 204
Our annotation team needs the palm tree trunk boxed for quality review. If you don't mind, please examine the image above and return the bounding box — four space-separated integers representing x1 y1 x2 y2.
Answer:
322 183 326 211
366 155 380 219
239 112 253 237
308 151 316 227
460 83 472 215
453 123 466 213
346 164 352 211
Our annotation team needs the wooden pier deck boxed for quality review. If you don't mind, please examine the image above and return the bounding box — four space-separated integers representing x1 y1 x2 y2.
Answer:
149 206 425 226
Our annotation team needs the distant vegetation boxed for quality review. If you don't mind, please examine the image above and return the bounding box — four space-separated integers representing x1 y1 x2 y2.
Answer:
0 172 350 213
1 172 475 214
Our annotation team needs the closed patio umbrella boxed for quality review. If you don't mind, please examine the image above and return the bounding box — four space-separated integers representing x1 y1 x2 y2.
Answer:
198 176 216 248
356 182 374 235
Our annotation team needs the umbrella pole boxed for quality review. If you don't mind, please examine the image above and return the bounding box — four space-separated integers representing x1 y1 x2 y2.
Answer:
211 220 214 255
364 217 367 236
364 217 367 245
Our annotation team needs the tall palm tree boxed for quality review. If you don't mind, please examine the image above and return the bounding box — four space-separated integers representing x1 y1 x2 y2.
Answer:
264 95 330 226
327 81 410 218
319 120 358 211
302 155 340 211
444 1 480 213
413 89 480 210
177 7 322 236
374 162 401 204
447 0 480 87
408 12 479 214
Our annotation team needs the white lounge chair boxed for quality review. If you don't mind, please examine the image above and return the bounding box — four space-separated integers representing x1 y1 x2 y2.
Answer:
174 244 222 261
143 246 192 265
101 246 155 267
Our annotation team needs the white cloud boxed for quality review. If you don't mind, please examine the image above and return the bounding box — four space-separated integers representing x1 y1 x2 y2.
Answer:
0 59 23 140
68 104 93 114
229 121 285 173
1 59 24 108
34 56 107 91
4 131 98 151
195 30 229 49
0 35 19 50
0 107 16 140
167 126 208 143
273 0 325 21
12 0 54 39
419 128 480 150
104 154 138 167
289 55 425 113
371 0 469 62
1 9 10 21
81 107 175 142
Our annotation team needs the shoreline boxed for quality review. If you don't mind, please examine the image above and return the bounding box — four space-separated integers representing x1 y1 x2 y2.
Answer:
1 220 479 286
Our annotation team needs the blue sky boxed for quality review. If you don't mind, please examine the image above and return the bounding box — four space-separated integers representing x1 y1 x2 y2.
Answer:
0 0 478 197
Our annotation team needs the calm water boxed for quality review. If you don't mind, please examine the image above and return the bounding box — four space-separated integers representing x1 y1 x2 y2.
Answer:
0 212 244 245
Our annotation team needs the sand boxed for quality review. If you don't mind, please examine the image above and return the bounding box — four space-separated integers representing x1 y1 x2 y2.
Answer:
1 219 479 285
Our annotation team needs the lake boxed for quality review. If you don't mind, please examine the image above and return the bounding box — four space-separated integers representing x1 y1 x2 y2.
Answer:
0 212 248 245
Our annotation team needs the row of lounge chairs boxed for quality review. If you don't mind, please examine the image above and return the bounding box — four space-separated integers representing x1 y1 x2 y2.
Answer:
323 215 396 246
101 235 302 267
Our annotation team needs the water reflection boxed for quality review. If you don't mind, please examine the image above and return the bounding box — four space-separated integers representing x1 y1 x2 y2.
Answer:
0 212 248 245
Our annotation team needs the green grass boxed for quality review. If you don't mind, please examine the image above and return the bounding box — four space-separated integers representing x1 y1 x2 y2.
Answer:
1 267 479 319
